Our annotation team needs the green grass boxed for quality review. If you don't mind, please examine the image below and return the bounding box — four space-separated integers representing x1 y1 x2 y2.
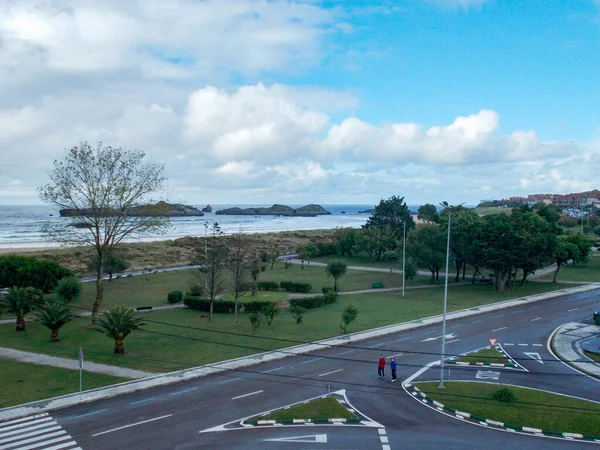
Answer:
0 281 567 373
584 350 600 363
454 347 509 365
256 397 356 421
0 358 127 408
540 255 600 282
416 381 600 436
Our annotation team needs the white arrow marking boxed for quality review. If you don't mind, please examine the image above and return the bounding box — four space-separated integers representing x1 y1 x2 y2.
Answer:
421 333 456 343
523 352 544 364
264 434 327 443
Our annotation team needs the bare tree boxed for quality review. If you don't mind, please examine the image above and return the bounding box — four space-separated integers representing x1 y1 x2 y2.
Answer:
38 142 168 322
192 223 229 322
228 232 251 322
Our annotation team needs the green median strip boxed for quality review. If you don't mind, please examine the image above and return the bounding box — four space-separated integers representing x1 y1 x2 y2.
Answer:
452 347 510 366
415 381 600 438
248 397 358 424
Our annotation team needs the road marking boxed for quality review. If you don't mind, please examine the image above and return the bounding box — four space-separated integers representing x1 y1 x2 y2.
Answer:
568 308 578 312
446 339 460 344
171 387 199 396
301 357 324 364
129 397 154 405
261 367 284 374
491 314 504 318
396 336 411 342
512 309 524 313
0 417 52 433
524 352 543 364
380 436 389 443
76 409 107 418
423 330 436 335
471 319 483 324
368 343 385 349
518 344 528 347
504 343 514 346
219 377 243 384
232 390 264 400
448 324 462 329
0 425 61 442
491 327 506 332
532 344 543 347
387 353 402 359
421 333 456 343
92 414 173 437
378 429 386 435
531 317 542 321
338 349 356 355
264 434 327 443
476 370 500 380
319 369 343 377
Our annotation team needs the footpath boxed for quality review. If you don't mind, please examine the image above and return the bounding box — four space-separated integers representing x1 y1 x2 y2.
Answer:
1 281 599 422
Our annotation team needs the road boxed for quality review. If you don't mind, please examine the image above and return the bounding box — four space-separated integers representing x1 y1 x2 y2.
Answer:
3 288 600 449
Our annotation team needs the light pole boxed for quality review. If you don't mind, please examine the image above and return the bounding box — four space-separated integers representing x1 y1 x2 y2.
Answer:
402 220 406 297
439 201 451 388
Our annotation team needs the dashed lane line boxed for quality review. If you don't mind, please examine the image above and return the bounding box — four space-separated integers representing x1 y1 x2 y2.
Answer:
531 317 542 322
396 337 411 342
568 308 578 312
319 369 343 377
232 390 264 400
129 397 154 405
301 357 324 364
219 377 243 384
492 327 507 332
75 409 107 418
92 414 173 437
170 387 199 396
261 367 284 374
367 343 385 349
338 349 356 355
446 339 460 344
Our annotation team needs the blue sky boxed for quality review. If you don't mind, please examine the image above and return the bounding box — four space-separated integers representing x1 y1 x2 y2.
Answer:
0 0 599 206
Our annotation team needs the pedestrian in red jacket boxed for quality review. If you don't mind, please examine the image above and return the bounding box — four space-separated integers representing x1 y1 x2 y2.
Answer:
378 355 386 378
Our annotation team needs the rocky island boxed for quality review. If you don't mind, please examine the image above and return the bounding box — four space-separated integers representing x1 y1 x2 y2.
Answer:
216 204 331 217
202 204 213 213
60 201 204 217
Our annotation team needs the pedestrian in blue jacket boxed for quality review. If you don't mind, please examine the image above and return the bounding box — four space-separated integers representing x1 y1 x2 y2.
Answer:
390 358 397 382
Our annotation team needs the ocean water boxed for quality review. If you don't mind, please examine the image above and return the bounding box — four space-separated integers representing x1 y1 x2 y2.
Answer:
0 204 419 249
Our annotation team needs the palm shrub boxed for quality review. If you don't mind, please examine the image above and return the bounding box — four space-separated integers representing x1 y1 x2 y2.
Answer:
290 305 304 324
35 300 74 342
96 305 145 354
262 302 280 325
0 286 43 331
249 312 262 331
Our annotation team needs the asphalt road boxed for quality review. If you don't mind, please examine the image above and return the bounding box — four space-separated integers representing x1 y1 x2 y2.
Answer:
7 287 600 449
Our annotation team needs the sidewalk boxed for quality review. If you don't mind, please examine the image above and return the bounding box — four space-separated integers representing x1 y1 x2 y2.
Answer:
1 282 599 423
0 347 157 379
551 322 600 378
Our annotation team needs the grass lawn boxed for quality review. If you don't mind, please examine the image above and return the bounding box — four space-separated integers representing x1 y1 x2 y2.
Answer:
416 381 600 436
540 255 600 283
0 281 567 373
454 347 509 365
255 397 356 421
584 350 600 363
0 358 127 408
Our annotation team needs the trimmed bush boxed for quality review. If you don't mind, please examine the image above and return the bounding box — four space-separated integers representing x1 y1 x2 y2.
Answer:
184 296 240 313
493 387 517 403
323 292 338 305
244 301 277 314
167 290 183 304
322 287 333 295
188 284 202 296
249 313 262 330
258 281 280 291
280 281 312 293
290 292 337 310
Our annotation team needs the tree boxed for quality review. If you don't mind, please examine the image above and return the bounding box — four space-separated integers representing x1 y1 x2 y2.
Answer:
355 226 395 262
54 276 81 303
89 251 129 281
365 195 415 236
408 223 446 283
38 142 168 322
262 302 280 325
552 240 579 283
417 204 439 223
228 232 250 322
334 228 358 257
439 209 481 282
35 300 74 342
0 255 71 293
340 304 358 334
0 287 43 331
326 261 348 292
96 305 144 354
290 305 304 324
564 233 594 265
267 241 281 270
191 223 229 322
298 243 317 268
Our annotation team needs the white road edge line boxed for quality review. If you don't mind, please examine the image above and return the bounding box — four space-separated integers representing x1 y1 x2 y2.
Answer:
91 414 173 437
319 369 344 377
232 390 264 400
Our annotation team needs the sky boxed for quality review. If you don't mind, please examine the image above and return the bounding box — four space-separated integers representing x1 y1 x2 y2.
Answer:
1 0 599 206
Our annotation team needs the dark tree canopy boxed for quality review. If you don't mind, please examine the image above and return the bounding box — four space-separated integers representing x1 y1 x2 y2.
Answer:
38 141 168 321
417 204 439 223
365 195 415 234
0 255 71 293
89 251 129 281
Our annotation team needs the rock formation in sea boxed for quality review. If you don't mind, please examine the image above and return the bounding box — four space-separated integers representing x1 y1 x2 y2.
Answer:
215 204 331 217
59 201 204 217
202 204 213 213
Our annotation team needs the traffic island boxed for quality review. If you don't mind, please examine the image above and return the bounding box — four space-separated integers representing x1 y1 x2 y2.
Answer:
446 345 520 369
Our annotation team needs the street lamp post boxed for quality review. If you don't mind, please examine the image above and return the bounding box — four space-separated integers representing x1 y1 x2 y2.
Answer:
402 220 406 297
439 201 451 388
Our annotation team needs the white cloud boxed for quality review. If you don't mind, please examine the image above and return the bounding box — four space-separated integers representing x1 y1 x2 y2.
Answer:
423 0 490 9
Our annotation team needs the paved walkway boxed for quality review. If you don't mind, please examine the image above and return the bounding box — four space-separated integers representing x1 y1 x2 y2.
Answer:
551 322 600 378
2 282 598 422
0 347 157 379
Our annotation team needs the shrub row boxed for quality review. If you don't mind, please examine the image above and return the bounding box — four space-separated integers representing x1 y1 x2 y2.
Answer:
183 296 241 313
244 301 278 314
289 292 337 310
258 281 280 291
279 281 312 293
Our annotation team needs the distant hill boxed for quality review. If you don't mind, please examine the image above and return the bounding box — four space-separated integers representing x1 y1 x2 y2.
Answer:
59 201 204 217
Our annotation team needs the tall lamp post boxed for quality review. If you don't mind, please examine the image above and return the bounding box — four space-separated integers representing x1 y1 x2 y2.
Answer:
439 201 451 388
402 220 406 297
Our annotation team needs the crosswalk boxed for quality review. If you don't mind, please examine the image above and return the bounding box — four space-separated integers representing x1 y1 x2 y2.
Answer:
0 413 81 450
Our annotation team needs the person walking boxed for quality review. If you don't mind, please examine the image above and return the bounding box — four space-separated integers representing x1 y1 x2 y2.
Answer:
390 357 397 382
378 355 386 378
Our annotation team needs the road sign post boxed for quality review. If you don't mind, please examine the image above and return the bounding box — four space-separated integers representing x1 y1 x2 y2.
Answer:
79 347 83 393
488 337 498 348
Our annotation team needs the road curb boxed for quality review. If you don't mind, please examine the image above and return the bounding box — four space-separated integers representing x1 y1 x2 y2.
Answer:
403 383 600 444
1 282 599 423
550 323 600 381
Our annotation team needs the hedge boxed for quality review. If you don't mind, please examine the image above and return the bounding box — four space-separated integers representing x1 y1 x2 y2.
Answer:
258 281 280 291
279 281 312 293
167 290 183 304
183 296 241 313
289 292 337 310
244 301 277 314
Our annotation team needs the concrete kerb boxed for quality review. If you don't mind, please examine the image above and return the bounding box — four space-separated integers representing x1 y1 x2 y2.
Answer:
2 282 599 423
550 322 600 379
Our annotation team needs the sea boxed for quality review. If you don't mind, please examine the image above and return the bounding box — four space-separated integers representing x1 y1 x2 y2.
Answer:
0 204 421 250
